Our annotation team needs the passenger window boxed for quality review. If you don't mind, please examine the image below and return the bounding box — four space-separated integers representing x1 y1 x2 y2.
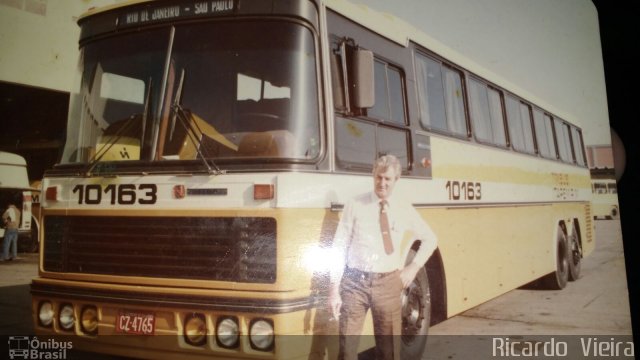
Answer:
369 60 406 124
415 52 467 137
554 118 573 163
571 127 586 166
442 67 468 137
415 54 447 132
377 126 410 169
469 78 506 146
506 95 535 154
533 110 555 159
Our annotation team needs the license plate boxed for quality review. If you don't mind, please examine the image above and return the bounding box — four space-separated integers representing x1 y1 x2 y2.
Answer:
116 310 155 335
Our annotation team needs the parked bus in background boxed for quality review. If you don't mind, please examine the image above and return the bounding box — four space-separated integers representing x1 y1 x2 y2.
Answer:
0 151 38 253
31 0 593 359
591 178 619 220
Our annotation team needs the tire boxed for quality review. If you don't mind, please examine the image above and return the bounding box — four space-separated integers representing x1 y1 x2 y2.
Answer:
401 250 430 359
540 224 569 290
568 222 581 281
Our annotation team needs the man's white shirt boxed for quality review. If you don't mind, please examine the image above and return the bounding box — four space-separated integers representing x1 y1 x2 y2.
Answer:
331 191 438 283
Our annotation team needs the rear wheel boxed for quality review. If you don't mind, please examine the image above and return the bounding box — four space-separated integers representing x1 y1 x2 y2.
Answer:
540 224 569 289
401 251 430 359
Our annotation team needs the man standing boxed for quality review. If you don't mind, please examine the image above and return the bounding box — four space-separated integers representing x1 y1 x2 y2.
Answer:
2 201 22 261
328 154 438 360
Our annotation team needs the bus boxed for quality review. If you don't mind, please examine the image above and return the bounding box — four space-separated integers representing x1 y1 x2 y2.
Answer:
591 178 619 220
31 0 594 359
0 151 38 253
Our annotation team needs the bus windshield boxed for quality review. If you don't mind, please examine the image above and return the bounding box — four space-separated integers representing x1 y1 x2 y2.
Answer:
62 20 320 168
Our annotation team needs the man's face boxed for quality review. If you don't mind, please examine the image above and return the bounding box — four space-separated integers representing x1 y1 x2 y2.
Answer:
373 167 399 200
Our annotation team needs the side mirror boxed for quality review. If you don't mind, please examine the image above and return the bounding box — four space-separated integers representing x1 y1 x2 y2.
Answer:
351 49 374 108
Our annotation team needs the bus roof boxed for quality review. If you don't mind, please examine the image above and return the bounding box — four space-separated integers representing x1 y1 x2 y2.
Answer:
78 0 152 21
0 152 35 191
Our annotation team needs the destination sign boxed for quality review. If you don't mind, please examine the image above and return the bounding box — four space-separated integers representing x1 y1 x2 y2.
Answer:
119 0 235 27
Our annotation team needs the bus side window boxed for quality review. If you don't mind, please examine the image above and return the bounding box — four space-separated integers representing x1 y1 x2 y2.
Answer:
570 127 587 166
468 78 507 147
505 95 535 154
333 51 411 174
335 117 410 173
335 117 376 171
368 60 406 125
554 118 573 163
533 109 555 159
415 53 468 138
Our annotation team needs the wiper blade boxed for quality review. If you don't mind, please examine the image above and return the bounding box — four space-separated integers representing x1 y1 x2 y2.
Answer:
83 79 153 176
171 103 225 175
169 68 224 175
83 115 138 176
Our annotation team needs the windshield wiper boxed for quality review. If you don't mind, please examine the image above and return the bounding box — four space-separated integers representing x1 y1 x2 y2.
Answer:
84 79 153 177
169 69 225 175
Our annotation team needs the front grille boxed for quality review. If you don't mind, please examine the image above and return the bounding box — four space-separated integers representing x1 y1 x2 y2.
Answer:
43 216 276 283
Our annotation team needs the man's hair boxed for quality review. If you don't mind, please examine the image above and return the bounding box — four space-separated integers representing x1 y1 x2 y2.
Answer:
373 154 401 178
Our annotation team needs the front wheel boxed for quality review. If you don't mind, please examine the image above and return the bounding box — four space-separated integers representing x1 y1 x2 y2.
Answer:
401 260 430 359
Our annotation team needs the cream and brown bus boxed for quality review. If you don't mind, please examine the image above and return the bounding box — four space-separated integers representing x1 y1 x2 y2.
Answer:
32 0 593 359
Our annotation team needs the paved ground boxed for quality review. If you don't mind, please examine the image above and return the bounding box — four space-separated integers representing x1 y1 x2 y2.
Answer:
424 219 633 359
0 219 633 359
430 219 631 336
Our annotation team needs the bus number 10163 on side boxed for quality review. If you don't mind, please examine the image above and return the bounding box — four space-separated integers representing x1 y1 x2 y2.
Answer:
72 184 158 205
445 180 482 201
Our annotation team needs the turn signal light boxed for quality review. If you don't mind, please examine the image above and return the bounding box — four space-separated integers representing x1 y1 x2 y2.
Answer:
45 186 58 201
254 184 274 200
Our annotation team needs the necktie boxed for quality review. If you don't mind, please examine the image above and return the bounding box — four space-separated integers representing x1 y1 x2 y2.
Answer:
379 200 394 254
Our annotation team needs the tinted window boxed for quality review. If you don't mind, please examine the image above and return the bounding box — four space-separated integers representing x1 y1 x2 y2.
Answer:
369 60 405 124
469 78 506 146
415 54 447 131
554 118 572 162
505 95 535 153
571 127 586 166
533 110 555 158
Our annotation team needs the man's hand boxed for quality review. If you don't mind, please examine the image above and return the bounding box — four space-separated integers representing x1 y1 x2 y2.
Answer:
328 287 342 320
400 262 421 288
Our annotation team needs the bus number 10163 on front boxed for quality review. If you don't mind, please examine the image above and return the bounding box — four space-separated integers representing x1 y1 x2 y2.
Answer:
72 184 158 205
445 180 482 201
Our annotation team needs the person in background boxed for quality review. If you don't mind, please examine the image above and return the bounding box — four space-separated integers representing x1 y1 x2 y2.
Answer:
2 201 22 262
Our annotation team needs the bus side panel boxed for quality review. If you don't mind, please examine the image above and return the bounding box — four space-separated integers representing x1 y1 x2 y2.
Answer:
420 203 588 318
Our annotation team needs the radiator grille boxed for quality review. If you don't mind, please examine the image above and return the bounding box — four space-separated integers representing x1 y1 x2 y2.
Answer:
43 216 276 283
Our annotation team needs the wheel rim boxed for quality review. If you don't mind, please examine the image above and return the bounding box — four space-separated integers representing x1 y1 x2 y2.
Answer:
570 233 580 265
401 280 425 344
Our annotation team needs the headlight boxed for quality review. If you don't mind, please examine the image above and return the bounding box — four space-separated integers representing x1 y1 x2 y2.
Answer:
59 304 75 331
216 317 239 348
249 319 274 351
38 301 54 327
184 313 207 346
80 306 98 335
